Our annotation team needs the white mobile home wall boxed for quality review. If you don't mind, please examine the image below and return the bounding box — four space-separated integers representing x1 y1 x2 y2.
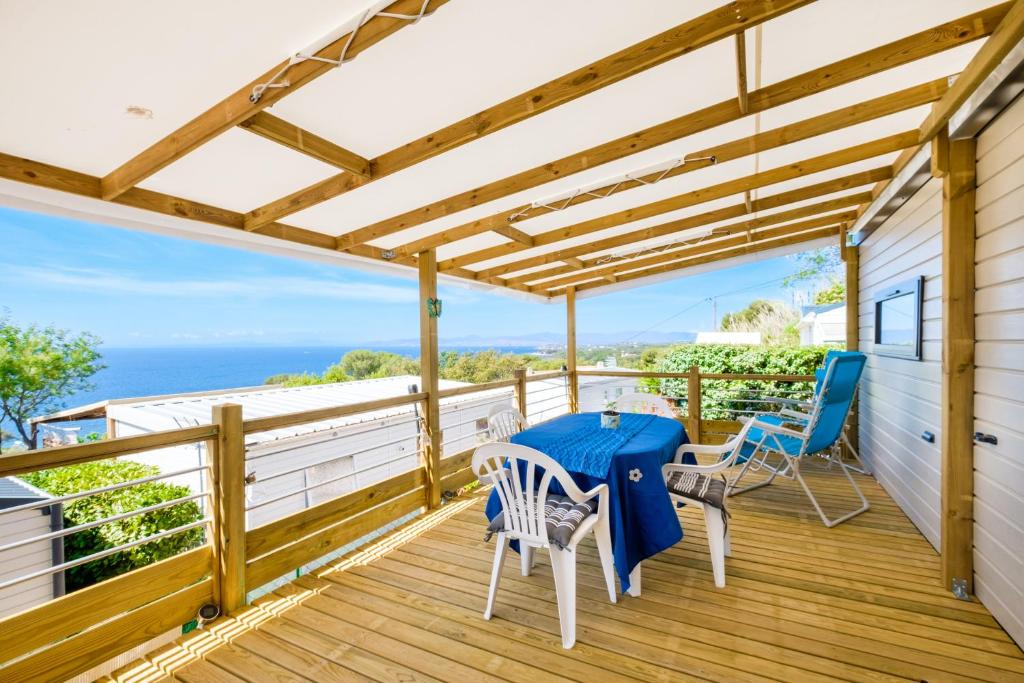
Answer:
0 507 56 619
972 92 1024 649
857 177 944 549
858 92 1024 650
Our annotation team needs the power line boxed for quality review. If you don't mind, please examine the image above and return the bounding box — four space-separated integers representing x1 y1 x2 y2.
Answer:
613 271 800 346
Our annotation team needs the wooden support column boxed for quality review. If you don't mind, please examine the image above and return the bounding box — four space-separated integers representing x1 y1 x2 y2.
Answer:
418 250 442 509
688 366 702 442
844 231 860 457
211 403 246 614
566 286 579 413
936 131 977 595
514 368 528 419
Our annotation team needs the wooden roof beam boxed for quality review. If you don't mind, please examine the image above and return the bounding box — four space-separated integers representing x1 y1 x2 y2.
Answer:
406 77 945 261
99 0 448 200
735 33 750 115
241 0 812 232
557 225 841 295
444 129 916 273
494 170 887 285
237 112 372 178
530 211 857 292
336 4 1007 252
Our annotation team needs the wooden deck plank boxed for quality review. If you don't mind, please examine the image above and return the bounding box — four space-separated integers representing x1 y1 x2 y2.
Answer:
109 465 1023 683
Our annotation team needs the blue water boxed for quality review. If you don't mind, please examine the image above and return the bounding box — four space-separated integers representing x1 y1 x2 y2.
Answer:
2 345 538 444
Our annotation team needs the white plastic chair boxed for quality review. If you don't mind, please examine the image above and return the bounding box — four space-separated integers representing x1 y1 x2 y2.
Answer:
473 442 616 649
487 404 527 442
615 391 674 417
662 419 757 588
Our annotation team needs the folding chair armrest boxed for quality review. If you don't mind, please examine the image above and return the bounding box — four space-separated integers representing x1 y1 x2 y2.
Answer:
748 418 806 439
764 396 805 408
780 408 811 421
663 460 732 477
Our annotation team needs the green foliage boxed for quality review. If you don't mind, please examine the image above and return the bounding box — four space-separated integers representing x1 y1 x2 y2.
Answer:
720 299 800 346
814 278 846 304
655 344 830 419
332 349 419 380
20 460 203 591
784 246 842 288
265 372 323 387
0 316 104 447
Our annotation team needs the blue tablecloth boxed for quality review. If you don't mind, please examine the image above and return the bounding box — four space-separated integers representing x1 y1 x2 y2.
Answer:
484 412 689 593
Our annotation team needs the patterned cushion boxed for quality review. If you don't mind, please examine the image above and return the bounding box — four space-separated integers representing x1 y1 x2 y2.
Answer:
666 471 727 510
485 494 598 549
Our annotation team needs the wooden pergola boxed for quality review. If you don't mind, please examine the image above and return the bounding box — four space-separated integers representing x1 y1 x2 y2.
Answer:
3 3 1024 678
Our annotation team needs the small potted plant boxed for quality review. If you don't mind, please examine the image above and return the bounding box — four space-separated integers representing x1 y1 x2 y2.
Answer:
601 400 620 429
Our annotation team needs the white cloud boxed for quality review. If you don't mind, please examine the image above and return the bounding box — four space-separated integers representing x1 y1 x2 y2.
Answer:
3 265 422 304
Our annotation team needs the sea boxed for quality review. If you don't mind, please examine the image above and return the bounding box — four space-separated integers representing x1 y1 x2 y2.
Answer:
1 345 538 445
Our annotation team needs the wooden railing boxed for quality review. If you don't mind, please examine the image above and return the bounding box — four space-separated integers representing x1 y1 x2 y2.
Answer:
0 366 799 681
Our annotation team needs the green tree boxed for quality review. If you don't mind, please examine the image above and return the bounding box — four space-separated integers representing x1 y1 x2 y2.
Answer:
0 317 104 448
814 278 845 304
20 460 203 591
720 299 800 345
655 344 829 419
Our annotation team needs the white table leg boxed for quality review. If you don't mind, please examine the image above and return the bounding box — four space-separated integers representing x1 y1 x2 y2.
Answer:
627 562 642 597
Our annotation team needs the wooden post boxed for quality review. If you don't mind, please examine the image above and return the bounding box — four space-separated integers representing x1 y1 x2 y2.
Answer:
419 249 442 509
513 368 528 419
211 403 245 614
566 286 578 413
687 365 702 442
844 230 860 457
936 132 976 595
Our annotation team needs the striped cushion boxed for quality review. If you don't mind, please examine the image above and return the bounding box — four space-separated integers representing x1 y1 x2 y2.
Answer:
486 494 598 549
666 471 727 510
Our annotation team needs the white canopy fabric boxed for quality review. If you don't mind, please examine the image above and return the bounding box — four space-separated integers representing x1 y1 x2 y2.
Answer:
0 0 1002 300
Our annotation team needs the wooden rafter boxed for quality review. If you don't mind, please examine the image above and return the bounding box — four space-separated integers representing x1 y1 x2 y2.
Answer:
920 0 1024 143
99 0 449 200
530 211 859 292
562 224 841 294
243 0 812 232
237 112 372 177
735 33 750 115
503 190 874 287
443 130 917 273
493 170 887 285
334 5 1007 254
398 77 946 260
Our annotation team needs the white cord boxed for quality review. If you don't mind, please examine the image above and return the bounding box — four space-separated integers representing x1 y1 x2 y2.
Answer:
507 154 716 223
250 1 435 103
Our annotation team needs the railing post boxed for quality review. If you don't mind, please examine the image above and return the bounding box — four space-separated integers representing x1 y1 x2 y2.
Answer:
418 249 442 509
843 228 861 460
687 365 702 443
514 368 528 419
566 286 579 413
211 403 246 614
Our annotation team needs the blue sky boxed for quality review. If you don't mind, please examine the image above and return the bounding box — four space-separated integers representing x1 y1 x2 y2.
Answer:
0 207 814 347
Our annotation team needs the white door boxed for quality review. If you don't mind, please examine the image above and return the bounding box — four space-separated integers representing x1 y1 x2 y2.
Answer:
972 93 1024 649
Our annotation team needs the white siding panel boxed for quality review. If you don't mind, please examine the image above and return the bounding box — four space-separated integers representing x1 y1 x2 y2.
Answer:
973 92 1024 649
857 176 943 550
0 507 55 619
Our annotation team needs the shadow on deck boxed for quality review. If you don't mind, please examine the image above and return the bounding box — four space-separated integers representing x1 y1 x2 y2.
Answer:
108 463 1024 682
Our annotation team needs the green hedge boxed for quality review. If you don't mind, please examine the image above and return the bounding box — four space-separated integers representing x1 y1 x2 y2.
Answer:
652 344 832 420
20 460 203 591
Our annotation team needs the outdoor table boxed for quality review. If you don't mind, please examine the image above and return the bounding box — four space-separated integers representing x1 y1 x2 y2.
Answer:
484 411 689 595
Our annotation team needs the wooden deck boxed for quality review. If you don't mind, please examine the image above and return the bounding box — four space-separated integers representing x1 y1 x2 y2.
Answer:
108 462 1024 683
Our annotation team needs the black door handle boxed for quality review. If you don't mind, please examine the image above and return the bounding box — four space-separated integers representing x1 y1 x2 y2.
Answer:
974 432 998 445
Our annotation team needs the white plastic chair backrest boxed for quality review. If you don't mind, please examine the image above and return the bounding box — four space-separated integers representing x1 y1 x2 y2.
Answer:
488 406 527 442
616 392 674 417
473 442 576 546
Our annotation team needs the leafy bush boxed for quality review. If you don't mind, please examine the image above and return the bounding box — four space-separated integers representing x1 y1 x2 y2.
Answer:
653 344 832 419
20 460 203 591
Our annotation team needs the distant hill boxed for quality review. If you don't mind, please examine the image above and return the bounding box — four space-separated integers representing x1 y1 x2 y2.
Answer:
369 331 696 348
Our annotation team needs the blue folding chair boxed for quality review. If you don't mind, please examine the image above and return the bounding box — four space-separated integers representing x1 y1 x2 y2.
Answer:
726 352 870 527
760 349 869 474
